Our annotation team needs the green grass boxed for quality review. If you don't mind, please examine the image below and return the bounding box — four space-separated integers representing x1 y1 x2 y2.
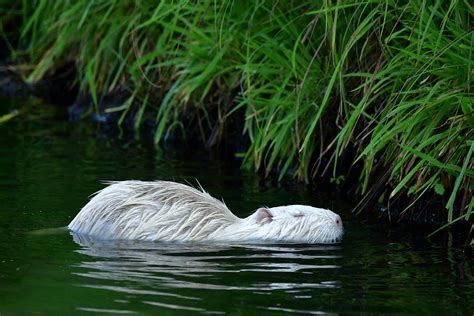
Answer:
1 0 473 233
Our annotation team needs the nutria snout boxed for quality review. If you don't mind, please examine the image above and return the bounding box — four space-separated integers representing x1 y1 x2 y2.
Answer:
68 180 344 244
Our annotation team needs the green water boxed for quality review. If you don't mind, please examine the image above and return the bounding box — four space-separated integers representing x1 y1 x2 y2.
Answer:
0 100 472 315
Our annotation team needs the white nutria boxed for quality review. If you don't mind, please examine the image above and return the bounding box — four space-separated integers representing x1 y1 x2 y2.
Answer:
68 180 344 244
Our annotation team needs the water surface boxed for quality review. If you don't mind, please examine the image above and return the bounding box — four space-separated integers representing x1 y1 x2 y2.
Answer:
0 99 472 315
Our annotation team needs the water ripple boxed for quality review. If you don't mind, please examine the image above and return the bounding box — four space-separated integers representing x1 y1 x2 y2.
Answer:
70 233 343 313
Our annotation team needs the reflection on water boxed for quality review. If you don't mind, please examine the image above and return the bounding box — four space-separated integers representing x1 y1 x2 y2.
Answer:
71 233 342 313
71 233 340 313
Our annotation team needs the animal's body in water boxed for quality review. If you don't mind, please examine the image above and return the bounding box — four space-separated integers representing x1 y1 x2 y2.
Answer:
68 181 344 244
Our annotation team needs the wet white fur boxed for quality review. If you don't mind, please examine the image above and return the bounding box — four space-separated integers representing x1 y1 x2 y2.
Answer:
68 181 343 244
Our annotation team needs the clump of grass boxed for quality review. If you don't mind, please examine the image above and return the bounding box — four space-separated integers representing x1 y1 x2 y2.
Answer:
1 0 472 233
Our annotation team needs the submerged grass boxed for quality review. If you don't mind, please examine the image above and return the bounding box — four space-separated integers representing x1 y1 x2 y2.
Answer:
1 0 472 233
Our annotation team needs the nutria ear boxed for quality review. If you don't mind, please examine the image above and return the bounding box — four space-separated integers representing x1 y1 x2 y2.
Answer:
256 208 273 224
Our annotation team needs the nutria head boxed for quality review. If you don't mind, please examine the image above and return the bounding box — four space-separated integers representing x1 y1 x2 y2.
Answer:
244 205 343 244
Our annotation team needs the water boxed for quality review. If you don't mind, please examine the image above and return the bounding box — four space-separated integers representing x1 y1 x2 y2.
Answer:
0 99 472 315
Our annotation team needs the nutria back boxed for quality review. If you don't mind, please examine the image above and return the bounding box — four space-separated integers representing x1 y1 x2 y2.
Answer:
69 181 239 241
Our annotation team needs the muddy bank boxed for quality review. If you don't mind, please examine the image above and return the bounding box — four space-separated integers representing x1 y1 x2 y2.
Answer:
0 62 249 150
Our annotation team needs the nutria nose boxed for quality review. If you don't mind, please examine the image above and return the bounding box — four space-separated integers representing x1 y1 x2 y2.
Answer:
335 215 342 226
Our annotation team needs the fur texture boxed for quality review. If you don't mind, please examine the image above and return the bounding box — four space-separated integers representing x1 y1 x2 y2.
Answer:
69 180 344 244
